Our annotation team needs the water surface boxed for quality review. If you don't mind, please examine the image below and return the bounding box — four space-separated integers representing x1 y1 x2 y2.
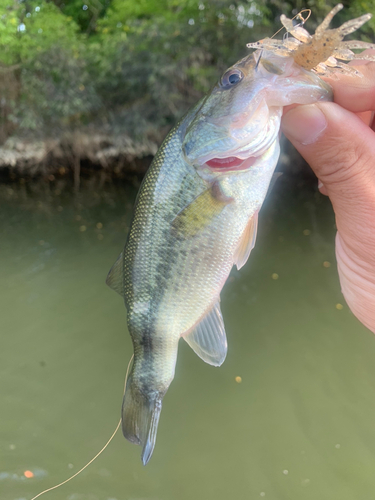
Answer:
2 176 375 500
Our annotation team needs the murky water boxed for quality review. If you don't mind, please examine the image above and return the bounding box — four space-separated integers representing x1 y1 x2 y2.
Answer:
2 176 375 500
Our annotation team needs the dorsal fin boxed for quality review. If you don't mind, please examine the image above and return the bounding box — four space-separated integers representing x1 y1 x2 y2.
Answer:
106 252 125 296
183 301 227 367
233 213 258 270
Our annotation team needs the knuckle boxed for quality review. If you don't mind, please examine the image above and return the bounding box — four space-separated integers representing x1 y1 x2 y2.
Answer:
313 135 373 185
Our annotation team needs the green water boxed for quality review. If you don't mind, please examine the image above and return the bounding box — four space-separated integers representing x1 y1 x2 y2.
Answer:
2 176 375 500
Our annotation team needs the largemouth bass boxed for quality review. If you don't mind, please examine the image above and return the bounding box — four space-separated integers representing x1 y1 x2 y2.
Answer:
106 48 332 464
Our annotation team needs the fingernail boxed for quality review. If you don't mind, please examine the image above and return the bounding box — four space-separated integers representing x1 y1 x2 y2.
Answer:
282 104 327 145
318 180 324 189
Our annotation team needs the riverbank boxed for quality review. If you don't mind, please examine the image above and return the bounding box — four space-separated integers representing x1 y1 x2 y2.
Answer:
0 132 315 188
0 132 159 184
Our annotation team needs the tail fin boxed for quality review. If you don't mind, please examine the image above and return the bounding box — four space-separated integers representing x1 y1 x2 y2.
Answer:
122 377 162 465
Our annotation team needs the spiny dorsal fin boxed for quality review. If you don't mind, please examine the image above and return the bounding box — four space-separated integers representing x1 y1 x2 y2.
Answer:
106 252 124 296
171 181 233 238
233 213 258 270
183 300 227 366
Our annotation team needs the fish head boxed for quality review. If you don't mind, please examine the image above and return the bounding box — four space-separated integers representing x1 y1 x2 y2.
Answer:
182 50 332 176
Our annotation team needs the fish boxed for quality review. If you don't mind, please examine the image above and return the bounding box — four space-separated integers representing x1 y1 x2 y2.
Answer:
106 54 331 465
106 5 375 465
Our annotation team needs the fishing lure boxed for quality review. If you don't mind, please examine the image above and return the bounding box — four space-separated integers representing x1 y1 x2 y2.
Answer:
247 4 375 77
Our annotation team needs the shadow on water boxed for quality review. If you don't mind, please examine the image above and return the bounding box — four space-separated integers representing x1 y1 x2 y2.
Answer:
2 174 375 500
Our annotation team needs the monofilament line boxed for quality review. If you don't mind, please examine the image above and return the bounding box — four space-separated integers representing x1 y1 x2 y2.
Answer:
270 8 311 39
30 354 134 500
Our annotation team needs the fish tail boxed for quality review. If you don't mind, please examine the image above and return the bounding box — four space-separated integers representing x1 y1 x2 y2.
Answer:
122 375 162 466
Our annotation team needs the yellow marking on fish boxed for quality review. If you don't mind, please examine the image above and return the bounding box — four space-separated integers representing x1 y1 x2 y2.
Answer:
171 183 233 237
336 303 344 310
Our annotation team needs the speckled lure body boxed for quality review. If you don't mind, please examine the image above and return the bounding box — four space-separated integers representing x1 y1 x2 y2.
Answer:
247 4 375 77
107 49 333 464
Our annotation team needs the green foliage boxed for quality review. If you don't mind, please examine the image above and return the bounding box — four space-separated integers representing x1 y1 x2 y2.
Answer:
0 0 373 143
0 0 80 65
51 0 110 33
0 1 93 139
17 46 99 132
89 0 272 138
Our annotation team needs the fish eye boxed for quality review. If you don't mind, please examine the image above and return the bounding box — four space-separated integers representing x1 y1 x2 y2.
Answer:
220 69 244 89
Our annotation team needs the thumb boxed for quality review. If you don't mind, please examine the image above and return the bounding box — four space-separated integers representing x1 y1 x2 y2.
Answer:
281 102 375 263
281 103 375 332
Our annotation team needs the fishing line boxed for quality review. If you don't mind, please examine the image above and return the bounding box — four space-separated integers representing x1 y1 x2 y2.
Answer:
30 354 134 500
270 8 311 39
253 9 310 72
255 50 263 71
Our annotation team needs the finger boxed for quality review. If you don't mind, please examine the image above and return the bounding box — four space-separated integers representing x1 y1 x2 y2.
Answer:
318 179 328 196
323 59 375 113
281 102 375 265
356 110 373 126
336 233 375 334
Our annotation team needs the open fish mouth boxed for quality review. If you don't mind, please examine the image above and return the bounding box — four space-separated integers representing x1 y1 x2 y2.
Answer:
193 107 282 174
204 154 259 173
198 119 280 174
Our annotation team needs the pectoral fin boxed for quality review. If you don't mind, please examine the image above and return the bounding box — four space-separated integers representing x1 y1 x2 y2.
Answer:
106 252 124 296
183 300 227 366
171 181 233 238
267 172 282 196
233 213 258 270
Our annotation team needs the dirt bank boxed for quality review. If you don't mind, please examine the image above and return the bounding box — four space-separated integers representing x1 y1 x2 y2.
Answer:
0 132 315 189
0 132 159 184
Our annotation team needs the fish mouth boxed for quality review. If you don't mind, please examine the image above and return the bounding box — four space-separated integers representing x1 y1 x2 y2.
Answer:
204 155 258 173
195 109 281 174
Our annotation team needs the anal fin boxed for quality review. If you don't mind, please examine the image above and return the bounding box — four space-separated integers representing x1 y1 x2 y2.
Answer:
183 300 227 367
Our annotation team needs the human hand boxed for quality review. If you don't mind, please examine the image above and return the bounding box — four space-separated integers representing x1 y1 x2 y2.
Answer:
281 57 375 334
